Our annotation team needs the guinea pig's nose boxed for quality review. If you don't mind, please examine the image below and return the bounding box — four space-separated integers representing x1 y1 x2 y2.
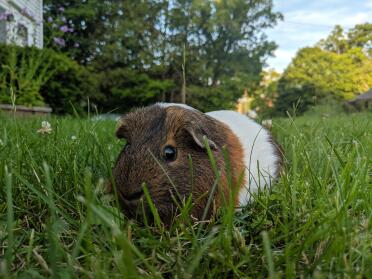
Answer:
122 189 144 201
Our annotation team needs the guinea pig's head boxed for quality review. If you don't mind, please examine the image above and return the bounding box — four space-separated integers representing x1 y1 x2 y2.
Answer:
112 104 226 224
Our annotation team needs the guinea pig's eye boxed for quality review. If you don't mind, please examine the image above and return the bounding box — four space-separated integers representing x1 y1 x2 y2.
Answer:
163 145 177 161
124 142 130 151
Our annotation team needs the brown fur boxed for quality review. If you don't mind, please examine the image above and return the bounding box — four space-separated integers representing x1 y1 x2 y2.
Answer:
112 104 245 224
267 133 284 178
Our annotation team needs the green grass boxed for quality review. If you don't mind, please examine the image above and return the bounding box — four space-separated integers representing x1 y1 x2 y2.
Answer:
0 111 371 278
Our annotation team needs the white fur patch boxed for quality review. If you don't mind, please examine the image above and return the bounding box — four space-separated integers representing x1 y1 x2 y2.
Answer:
156 102 197 111
206 110 280 206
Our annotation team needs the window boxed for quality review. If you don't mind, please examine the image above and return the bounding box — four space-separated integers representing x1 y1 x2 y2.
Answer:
17 24 28 46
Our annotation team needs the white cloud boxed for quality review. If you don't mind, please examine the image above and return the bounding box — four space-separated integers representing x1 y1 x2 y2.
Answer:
265 49 296 72
364 1 372 8
285 9 370 28
272 23 330 45
265 0 372 72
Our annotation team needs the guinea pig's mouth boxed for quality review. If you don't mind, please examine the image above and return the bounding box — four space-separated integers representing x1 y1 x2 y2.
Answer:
121 189 144 201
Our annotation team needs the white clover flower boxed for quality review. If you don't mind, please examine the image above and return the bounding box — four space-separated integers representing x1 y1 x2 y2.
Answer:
42 121 51 129
71 135 77 141
37 121 53 134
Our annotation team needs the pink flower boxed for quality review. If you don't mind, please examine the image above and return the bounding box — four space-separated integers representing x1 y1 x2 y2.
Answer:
60 25 69 32
53 37 65 47
60 25 74 33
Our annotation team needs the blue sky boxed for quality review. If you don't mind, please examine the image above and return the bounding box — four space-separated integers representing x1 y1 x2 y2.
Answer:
265 0 372 72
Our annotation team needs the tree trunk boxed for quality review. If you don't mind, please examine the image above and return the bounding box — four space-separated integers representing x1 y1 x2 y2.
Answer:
181 44 186 104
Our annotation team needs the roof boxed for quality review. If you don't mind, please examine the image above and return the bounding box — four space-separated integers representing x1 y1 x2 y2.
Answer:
352 89 372 101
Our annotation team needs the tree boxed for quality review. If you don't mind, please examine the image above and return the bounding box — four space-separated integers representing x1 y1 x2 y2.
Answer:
44 0 125 65
317 25 349 54
161 0 282 107
347 23 372 57
318 23 372 57
43 0 282 112
275 22 372 115
275 47 372 115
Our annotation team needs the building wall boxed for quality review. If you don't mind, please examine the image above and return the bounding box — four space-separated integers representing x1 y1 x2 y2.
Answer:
0 6 6 43
0 0 43 48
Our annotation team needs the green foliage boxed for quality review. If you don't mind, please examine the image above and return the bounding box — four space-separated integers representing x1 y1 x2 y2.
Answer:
275 23 372 115
159 0 281 110
0 45 52 106
0 113 372 277
43 0 282 112
165 0 281 86
276 33 372 114
44 0 124 65
275 82 316 115
97 68 174 113
317 25 349 54
318 23 372 57
187 84 241 112
40 56 100 115
347 23 372 57
0 44 99 114
303 98 346 117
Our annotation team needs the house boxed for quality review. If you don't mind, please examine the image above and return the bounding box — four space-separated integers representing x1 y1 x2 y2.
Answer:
0 0 43 48
237 89 255 115
343 89 372 112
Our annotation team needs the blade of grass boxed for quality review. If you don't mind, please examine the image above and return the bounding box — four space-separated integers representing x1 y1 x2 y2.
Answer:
5 166 14 276
142 183 163 231
262 231 276 278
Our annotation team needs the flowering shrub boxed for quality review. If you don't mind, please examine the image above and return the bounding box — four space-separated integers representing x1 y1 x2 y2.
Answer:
43 5 75 50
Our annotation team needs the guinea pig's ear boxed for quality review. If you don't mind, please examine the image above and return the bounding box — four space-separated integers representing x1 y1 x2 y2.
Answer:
185 125 217 150
115 118 128 139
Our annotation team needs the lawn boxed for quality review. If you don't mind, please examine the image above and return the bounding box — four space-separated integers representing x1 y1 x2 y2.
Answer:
0 111 371 278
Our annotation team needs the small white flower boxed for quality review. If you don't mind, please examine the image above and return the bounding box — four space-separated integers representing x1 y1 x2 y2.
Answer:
71 135 77 141
42 121 51 129
37 121 53 134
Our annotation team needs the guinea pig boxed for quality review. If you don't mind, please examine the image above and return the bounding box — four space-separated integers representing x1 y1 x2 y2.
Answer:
111 103 282 224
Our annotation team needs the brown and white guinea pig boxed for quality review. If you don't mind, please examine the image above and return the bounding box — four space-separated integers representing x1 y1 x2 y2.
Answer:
111 103 282 224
